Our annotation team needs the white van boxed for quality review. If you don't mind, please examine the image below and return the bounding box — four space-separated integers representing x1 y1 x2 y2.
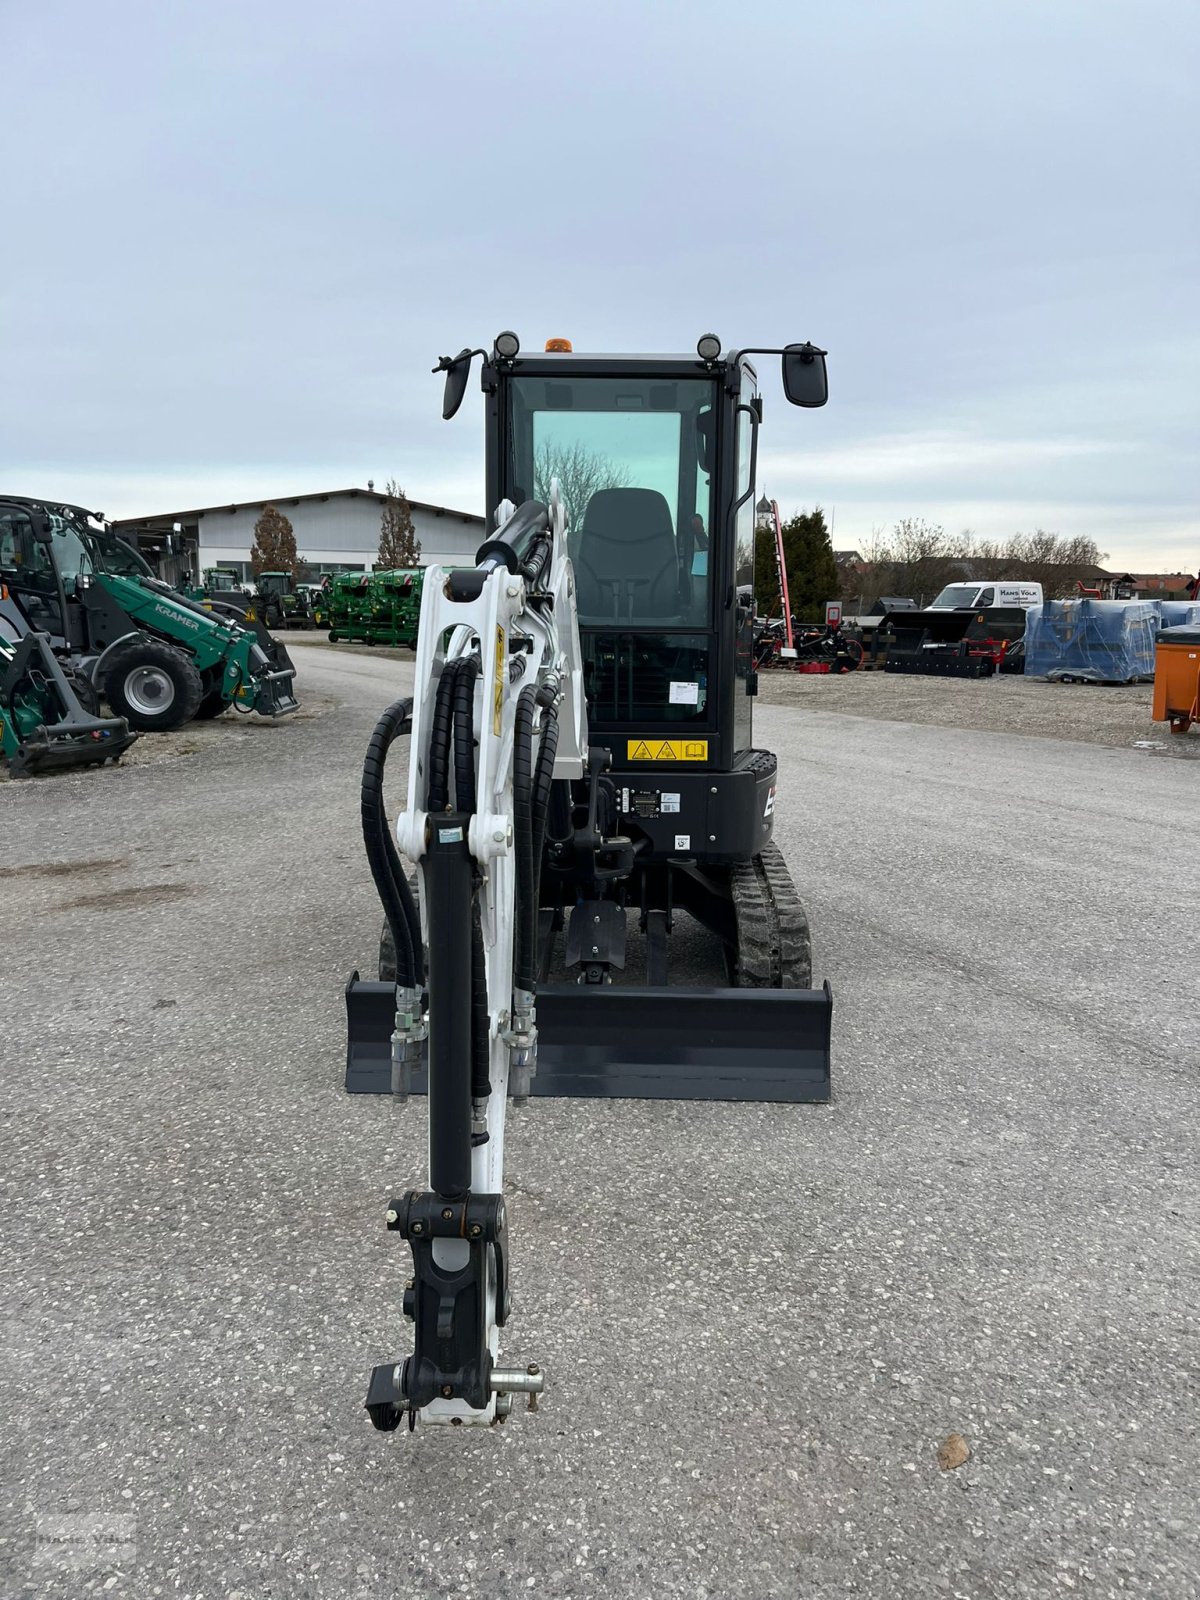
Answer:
928 581 1043 611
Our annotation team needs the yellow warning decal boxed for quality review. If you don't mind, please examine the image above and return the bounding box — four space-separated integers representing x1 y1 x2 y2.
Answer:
493 625 505 735
626 738 708 762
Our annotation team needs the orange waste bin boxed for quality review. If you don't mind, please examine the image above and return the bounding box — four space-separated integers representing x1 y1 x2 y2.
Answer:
1152 625 1200 734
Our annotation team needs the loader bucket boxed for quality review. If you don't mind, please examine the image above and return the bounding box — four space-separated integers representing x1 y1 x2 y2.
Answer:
345 975 832 1103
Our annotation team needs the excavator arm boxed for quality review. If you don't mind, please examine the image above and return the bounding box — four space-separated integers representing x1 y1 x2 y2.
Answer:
361 488 584 1429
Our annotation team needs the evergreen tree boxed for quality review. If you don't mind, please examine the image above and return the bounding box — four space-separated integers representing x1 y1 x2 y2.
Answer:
754 524 784 615
779 506 838 621
378 480 422 569
250 505 298 576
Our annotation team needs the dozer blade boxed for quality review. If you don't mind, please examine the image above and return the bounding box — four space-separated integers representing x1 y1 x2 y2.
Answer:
345 975 832 1103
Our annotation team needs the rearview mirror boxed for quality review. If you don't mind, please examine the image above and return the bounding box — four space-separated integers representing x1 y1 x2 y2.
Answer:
782 343 828 408
31 510 54 543
441 349 475 421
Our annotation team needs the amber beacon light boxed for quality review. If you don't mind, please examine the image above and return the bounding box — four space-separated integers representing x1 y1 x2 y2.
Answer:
544 337 573 352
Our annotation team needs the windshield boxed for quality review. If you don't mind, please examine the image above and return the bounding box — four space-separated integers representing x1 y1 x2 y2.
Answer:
43 509 153 583
930 584 981 608
86 525 154 578
508 375 715 628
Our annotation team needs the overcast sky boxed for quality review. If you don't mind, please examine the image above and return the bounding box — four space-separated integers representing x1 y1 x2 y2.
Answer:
3 0 1196 570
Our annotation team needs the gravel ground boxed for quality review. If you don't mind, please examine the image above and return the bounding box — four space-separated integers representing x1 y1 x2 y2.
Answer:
755 667 1198 755
1 642 1197 1599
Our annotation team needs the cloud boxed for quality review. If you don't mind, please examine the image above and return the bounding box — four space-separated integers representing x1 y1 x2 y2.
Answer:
765 432 1123 487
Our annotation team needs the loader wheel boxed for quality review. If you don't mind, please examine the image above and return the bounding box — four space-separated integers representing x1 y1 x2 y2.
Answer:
193 687 230 720
103 639 202 732
64 670 100 716
728 841 813 989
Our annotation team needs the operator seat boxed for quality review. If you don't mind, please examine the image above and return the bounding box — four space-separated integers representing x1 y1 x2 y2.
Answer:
574 488 680 622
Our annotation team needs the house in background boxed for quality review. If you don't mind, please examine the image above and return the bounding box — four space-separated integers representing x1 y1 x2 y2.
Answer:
114 486 485 583
1127 571 1195 600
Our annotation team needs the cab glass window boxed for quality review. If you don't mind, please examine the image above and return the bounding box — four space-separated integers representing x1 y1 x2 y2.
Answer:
509 375 716 628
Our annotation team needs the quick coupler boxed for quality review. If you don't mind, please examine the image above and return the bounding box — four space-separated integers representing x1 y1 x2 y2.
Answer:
364 1190 545 1431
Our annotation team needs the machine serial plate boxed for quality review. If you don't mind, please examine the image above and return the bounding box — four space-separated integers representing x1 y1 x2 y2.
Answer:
626 739 708 762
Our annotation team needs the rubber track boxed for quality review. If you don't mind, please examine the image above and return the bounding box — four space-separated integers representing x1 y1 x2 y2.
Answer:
730 840 813 989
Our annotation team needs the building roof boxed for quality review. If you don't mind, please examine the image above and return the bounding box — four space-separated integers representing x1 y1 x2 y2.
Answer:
114 486 484 528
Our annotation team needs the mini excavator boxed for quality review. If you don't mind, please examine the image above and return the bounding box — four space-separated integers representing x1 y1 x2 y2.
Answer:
346 332 831 1429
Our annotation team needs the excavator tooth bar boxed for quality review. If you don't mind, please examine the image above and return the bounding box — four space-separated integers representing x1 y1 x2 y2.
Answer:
346 975 831 1103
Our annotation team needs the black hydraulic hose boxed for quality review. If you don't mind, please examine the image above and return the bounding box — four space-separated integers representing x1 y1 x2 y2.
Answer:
383 786 424 987
530 707 559 908
361 697 422 990
452 656 480 814
426 660 460 813
512 686 538 993
519 535 551 590
470 898 490 1100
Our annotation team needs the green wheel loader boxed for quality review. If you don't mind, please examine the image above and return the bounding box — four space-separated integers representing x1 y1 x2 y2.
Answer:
1 628 136 777
0 498 299 732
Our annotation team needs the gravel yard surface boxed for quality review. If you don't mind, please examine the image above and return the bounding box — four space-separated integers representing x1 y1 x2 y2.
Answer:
1 641 1197 1599
755 667 1198 754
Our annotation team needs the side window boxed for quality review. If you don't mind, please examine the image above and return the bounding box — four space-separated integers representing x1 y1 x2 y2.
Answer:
978 588 995 607
735 401 756 588
0 511 33 573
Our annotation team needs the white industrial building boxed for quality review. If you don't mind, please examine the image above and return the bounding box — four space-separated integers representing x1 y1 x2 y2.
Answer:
114 486 485 583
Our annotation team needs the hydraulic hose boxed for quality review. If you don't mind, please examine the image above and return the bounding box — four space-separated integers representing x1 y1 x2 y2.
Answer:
361 697 422 989
426 661 460 813
452 656 481 814
512 686 538 993
519 536 552 590
530 708 559 909
470 899 490 1101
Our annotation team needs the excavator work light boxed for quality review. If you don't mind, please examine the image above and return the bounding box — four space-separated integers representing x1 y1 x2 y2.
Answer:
696 333 721 362
494 330 520 359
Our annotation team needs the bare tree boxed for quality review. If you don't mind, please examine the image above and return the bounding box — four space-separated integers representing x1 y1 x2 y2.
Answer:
377 480 422 569
250 505 298 576
1004 529 1109 596
845 521 1110 607
532 440 630 533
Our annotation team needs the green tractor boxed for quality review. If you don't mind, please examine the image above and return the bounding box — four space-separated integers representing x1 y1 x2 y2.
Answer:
297 581 329 628
0 497 299 733
187 567 260 626
256 570 315 630
1 628 136 776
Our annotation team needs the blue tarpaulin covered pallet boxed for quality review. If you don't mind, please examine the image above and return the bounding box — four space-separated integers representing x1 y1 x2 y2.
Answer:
1023 599 1159 684
1155 601 1200 629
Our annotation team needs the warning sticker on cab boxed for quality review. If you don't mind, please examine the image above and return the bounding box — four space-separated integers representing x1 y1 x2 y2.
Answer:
626 739 708 762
